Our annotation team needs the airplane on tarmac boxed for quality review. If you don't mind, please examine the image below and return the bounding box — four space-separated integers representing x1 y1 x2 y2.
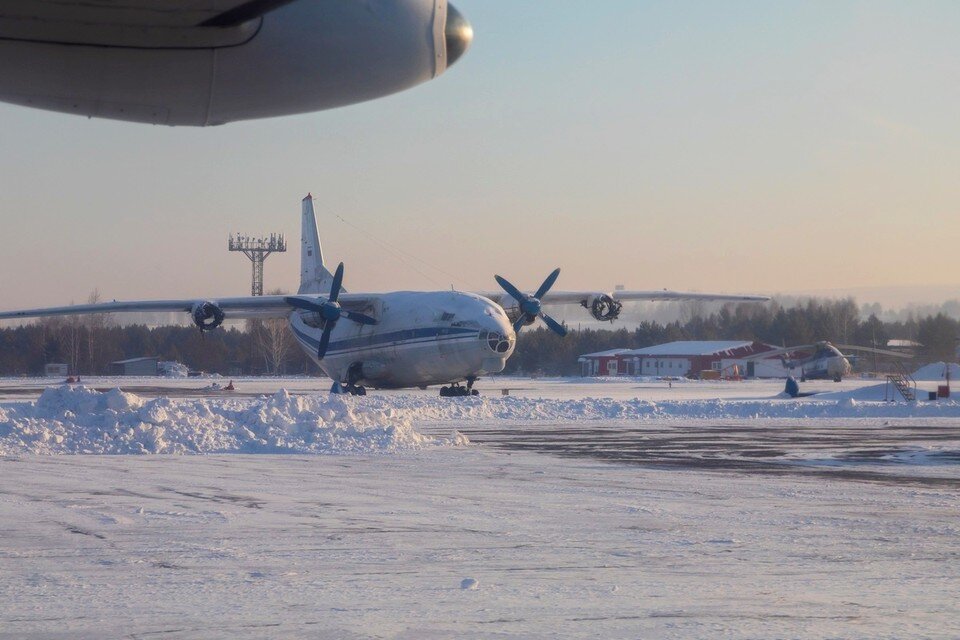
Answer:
0 196 770 396
743 341 911 382
0 0 472 125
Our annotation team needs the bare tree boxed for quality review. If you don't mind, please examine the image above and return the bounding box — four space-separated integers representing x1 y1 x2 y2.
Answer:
62 312 82 375
84 288 113 373
827 297 859 344
679 299 708 325
251 289 297 375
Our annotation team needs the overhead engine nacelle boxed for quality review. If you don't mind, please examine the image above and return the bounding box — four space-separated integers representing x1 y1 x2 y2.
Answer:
582 294 623 322
0 0 472 125
295 309 325 329
191 301 225 332
500 303 536 327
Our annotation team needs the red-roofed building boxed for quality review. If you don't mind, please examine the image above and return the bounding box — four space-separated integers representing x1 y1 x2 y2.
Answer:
579 341 789 378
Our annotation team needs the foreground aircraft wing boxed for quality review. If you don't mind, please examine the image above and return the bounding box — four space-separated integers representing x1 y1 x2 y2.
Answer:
0 296 293 322
0 293 380 324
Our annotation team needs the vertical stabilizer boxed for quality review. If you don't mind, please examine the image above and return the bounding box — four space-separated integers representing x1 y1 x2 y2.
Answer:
299 194 336 294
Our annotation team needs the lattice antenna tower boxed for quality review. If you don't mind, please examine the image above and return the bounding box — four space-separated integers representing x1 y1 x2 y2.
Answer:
228 232 287 296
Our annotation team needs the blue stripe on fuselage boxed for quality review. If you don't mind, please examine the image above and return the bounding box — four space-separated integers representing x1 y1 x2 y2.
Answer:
291 324 478 356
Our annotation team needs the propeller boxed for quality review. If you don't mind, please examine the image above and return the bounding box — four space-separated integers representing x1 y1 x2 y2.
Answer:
834 344 913 358
494 268 567 337
285 262 377 359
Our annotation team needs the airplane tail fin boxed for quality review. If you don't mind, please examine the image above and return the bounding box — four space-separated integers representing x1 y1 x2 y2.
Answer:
298 194 336 294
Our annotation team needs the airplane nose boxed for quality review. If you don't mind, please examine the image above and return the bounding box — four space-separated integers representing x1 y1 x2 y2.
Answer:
445 4 473 67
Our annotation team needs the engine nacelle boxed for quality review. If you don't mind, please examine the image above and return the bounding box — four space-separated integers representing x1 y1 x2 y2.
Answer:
0 0 471 125
582 294 623 322
191 301 225 332
296 310 325 329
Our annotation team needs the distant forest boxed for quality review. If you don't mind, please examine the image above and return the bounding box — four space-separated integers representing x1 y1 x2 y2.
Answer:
1 298 958 377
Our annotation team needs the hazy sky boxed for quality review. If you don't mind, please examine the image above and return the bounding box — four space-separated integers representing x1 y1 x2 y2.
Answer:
2 1 959 309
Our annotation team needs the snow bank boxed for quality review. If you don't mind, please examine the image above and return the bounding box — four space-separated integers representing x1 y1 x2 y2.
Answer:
0 386 467 455
913 362 960 381
339 392 960 422
564 375 695 384
5 384 960 456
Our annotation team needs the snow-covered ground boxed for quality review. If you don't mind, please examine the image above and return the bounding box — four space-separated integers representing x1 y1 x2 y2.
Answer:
2 376 960 638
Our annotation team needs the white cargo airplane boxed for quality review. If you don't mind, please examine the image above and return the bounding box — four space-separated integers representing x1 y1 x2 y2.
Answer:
0 0 472 125
0 196 769 396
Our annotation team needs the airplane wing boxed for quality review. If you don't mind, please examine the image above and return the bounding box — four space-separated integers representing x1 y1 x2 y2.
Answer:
0 1 291 29
0 293 379 323
480 290 769 307
478 288 769 323
547 290 768 305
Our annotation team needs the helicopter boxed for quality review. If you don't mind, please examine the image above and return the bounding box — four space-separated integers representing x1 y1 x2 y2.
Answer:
744 341 911 382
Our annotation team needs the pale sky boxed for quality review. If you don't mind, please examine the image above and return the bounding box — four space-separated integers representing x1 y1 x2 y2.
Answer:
2 1 960 309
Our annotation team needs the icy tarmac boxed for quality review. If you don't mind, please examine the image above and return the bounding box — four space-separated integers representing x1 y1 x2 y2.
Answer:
1 377 960 638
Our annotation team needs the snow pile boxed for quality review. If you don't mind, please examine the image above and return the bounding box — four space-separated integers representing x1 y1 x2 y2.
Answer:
6 384 960 456
158 361 190 378
0 386 466 455
913 362 960 381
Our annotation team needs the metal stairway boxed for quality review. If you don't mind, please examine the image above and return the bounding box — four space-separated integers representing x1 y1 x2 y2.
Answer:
886 362 916 402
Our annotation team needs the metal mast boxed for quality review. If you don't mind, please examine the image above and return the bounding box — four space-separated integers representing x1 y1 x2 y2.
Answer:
228 233 287 296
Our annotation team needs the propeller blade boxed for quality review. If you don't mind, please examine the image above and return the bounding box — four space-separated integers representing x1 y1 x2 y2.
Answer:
344 310 378 325
495 275 527 304
834 344 913 358
540 313 568 337
285 296 325 313
329 262 345 304
317 323 333 358
534 268 561 300
513 316 528 334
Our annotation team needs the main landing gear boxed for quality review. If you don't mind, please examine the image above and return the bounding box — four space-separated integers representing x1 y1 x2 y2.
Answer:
331 362 367 395
440 377 479 398
330 381 366 396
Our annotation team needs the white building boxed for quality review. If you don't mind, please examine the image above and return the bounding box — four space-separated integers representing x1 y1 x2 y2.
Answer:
43 363 69 377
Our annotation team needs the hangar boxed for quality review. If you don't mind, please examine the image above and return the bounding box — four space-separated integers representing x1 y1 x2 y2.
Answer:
110 357 159 376
579 341 792 379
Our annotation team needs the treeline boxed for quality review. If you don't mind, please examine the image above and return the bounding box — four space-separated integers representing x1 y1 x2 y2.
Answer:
1 299 958 377
0 318 318 377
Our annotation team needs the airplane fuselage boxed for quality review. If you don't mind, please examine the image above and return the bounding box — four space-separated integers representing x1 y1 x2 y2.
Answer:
289 291 515 388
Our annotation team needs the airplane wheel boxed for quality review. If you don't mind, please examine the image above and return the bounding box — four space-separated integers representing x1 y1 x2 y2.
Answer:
354 386 367 396
439 386 450 397
471 389 480 396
